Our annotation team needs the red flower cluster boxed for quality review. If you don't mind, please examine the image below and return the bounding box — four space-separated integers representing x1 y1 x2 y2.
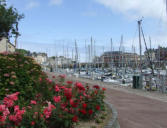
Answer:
75 82 85 91
64 88 72 100
72 115 78 122
0 73 106 127
53 96 61 103
0 92 25 126
66 81 73 85
93 85 100 89
43 102 55 119
59 74 66 79
30 100 37 105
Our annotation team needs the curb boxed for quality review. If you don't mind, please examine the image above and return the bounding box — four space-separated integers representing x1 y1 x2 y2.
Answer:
104 101 120 128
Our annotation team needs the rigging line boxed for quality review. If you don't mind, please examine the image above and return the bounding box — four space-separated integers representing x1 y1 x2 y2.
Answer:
166 0 167 16
157 5 165 27
132 25 138 45
141 26 154 76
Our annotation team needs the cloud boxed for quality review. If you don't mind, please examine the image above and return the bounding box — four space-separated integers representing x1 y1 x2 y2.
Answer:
94 0 167 22
25 1 40 10
49 0 63 6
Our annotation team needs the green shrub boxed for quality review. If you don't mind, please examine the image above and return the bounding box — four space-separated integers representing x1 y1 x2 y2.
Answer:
0 52 50 104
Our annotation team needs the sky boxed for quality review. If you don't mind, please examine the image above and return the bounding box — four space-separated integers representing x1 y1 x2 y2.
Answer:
6 0 167 61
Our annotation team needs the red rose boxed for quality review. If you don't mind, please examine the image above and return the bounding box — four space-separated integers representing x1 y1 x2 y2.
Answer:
88 109 93 115
31 121 35 126
80 109 86 115
67 81 73 84
70 99 78 108
53 96 61 103
82 103 87 109
93 85 100 89
72 115 78 122
75 82 85 91
96 105 100 110
64 88 72 100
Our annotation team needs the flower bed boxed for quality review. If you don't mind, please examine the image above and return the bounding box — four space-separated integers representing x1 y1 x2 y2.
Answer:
0 52 106 128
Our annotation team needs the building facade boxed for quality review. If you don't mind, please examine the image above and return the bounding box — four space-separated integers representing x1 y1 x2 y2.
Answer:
100 51 139 67
0 37 15 53
32 53 48 64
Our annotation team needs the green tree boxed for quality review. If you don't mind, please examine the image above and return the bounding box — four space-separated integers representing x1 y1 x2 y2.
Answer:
16 49 31 56
0 0 24 39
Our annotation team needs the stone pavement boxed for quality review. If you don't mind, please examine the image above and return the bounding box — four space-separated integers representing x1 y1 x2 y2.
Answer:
48 72 167 128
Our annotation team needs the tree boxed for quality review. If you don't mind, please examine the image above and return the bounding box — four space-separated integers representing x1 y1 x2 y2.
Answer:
0 0 24 39
16 49 31 56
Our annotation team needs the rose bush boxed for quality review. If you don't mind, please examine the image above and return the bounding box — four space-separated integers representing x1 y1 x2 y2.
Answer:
0 52 106 128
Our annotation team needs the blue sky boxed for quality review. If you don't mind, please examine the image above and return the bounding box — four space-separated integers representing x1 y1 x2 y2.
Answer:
6 0 167 60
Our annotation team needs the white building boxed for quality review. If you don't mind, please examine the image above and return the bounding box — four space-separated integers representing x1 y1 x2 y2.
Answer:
0 37 15 53
32 53 48 64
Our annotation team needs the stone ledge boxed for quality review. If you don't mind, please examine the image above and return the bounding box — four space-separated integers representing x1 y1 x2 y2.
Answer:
104 101 120 128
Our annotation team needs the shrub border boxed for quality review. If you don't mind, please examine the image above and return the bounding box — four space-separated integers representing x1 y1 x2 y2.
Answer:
104 101 120 128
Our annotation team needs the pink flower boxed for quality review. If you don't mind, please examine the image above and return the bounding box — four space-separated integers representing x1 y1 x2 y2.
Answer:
31 121 35 126
53 96 61 103
9 115 17 122
34 112 38 115
39 77 42 82
11 71 16 75
3 97 14 107
80 96 83 100
0 105 6 112
43 108 51 119
61 103 67 110
4 73 10 77
43 102 55 118
14 105 19 112
9 81 15 85
6 92 19 101
9 108 25 124
54 85 60 92
0 115 6 122
30 100 37 105
3 108 10 116
59 74 66 79
27 106 32 109
48 102 56 110
11 75 16 79
40 114 44 118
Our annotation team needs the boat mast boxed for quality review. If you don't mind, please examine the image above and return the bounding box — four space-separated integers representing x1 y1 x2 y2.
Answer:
110 38 113 69
138 20 142 73
166 0 167 16
75 40 78 70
